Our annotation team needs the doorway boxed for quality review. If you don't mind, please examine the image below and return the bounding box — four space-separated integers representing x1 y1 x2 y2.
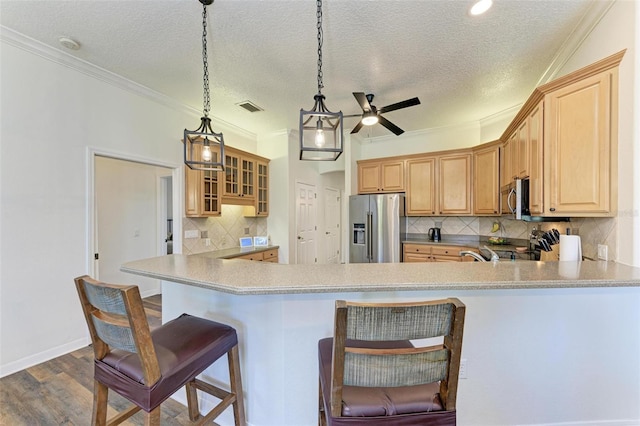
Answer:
90 150 180 298
295 181 317 264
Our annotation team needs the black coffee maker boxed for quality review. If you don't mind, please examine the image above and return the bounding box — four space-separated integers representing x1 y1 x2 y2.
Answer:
428 227 441 242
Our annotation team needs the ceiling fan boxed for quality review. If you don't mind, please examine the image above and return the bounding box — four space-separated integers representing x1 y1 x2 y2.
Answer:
346 92 421 136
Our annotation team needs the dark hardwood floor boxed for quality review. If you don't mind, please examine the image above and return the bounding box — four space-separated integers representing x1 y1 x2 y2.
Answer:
0 294 200 425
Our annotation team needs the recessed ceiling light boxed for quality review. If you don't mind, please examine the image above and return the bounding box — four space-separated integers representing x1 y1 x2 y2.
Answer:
469 0 493 16
58 36 80 50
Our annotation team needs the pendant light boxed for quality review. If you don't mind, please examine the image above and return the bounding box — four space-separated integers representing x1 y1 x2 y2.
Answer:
299 0 344 161
184 0 225 171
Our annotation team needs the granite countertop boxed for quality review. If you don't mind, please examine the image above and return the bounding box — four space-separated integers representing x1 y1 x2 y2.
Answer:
121 254 640 295
192 245 279 260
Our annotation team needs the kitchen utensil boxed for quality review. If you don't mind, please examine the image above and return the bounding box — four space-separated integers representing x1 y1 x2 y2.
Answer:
538 238 552 252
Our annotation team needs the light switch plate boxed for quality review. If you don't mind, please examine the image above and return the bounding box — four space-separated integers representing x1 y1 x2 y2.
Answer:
597 244 608 261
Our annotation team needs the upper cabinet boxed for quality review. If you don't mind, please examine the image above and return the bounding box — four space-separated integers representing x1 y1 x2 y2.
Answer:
185 144 222 217
438 152 472 215
185 144 270 218
528 101 544 215
405 151 472 216
406 157 436 215
223 147 256 204
473 143 500 215
357 159 405 194
544 70 615 215
499 49 623 217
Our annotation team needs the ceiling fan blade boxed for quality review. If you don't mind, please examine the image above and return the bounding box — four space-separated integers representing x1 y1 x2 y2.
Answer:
343 113 363 118
353 92 372 112
378 116 404 136
350 120 364 134
379 97 420 114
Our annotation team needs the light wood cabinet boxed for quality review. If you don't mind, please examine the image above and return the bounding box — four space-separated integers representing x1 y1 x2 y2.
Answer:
473 143 500 215
405 152 472 216
498 50 622 218
402 243 478 262
223 148 255 205
244 160 269 217
357 159 405 194
406 157 436 215
517 120 529 178
438 153 472 215
186 144 270 217
543 70 615 216
184 145 222 217
528 101 544 214
235 248 278 262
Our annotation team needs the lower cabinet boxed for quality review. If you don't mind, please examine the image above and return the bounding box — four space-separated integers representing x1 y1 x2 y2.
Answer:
402 243 478 262
234 248 279 263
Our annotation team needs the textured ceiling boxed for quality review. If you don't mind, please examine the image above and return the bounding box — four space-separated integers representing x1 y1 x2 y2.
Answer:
0 0 604 138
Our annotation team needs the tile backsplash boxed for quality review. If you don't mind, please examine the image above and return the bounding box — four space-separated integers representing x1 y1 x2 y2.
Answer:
407 216 617 261
182 205 268 255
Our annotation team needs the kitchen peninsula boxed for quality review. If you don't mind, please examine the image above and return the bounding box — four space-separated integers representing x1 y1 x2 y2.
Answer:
122 255 640 426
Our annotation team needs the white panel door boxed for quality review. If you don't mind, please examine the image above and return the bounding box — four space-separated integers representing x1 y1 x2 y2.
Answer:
295 182 317 264
323 187 341 264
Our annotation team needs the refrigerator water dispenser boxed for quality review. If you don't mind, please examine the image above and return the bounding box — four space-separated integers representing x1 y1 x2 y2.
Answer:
353 223 365 245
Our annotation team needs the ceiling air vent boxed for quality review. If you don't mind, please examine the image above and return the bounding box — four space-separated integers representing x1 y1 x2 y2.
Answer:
236 100 264 113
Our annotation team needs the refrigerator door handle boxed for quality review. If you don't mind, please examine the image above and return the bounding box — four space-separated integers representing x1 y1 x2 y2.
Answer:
367 212 373 261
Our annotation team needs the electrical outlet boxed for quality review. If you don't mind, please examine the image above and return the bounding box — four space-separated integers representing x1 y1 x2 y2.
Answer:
244 227 250 235
597 244 608 261
459 358 467 379
205 238 211 246
184 230 199 239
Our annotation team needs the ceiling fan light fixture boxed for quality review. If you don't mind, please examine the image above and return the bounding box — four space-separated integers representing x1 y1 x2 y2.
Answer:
299 0 343 161
361 111 379 126
469 0 493 16
184 0 225 172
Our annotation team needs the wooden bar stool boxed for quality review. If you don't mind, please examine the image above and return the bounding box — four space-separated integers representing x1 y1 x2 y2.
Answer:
318 298 465 425
74 275 246 425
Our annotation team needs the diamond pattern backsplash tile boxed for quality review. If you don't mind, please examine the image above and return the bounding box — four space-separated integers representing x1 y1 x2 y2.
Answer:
410 216 617 260
182 205 268 255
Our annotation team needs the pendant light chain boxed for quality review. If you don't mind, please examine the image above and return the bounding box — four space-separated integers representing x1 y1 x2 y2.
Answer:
201 3 211 117
316 0 324 94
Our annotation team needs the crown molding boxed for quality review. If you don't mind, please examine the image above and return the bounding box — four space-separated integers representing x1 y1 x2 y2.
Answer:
535 0 616 86
0 25 256 140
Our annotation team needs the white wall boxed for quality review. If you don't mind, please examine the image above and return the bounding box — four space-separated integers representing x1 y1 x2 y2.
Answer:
0 37 256 375
353 121 482 162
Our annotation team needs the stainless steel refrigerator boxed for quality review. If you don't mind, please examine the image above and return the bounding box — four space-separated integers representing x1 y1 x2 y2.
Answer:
349 193 406 263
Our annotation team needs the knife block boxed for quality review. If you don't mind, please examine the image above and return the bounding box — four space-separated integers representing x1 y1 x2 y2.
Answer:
540 243 560 261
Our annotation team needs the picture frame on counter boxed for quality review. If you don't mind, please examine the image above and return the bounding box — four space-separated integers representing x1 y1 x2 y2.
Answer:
239 237 253 247
253 236 268 247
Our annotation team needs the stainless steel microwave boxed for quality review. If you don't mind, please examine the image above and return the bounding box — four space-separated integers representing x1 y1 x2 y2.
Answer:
507 178 530 220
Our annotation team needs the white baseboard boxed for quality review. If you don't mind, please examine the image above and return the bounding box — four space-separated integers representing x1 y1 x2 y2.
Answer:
0 337 90 378
516 420 640 426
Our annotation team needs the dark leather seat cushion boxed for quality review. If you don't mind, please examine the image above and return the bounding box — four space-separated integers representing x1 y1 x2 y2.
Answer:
319 337 456 426
95 313 237 412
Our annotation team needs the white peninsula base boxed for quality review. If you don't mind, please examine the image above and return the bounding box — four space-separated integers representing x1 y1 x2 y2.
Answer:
160 280 640 426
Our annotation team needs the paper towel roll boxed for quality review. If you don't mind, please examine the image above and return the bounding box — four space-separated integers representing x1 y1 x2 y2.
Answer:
559 235 582 261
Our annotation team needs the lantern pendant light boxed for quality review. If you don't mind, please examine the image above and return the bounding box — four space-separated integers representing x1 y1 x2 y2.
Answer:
299 0 344 161
184 0 225 171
